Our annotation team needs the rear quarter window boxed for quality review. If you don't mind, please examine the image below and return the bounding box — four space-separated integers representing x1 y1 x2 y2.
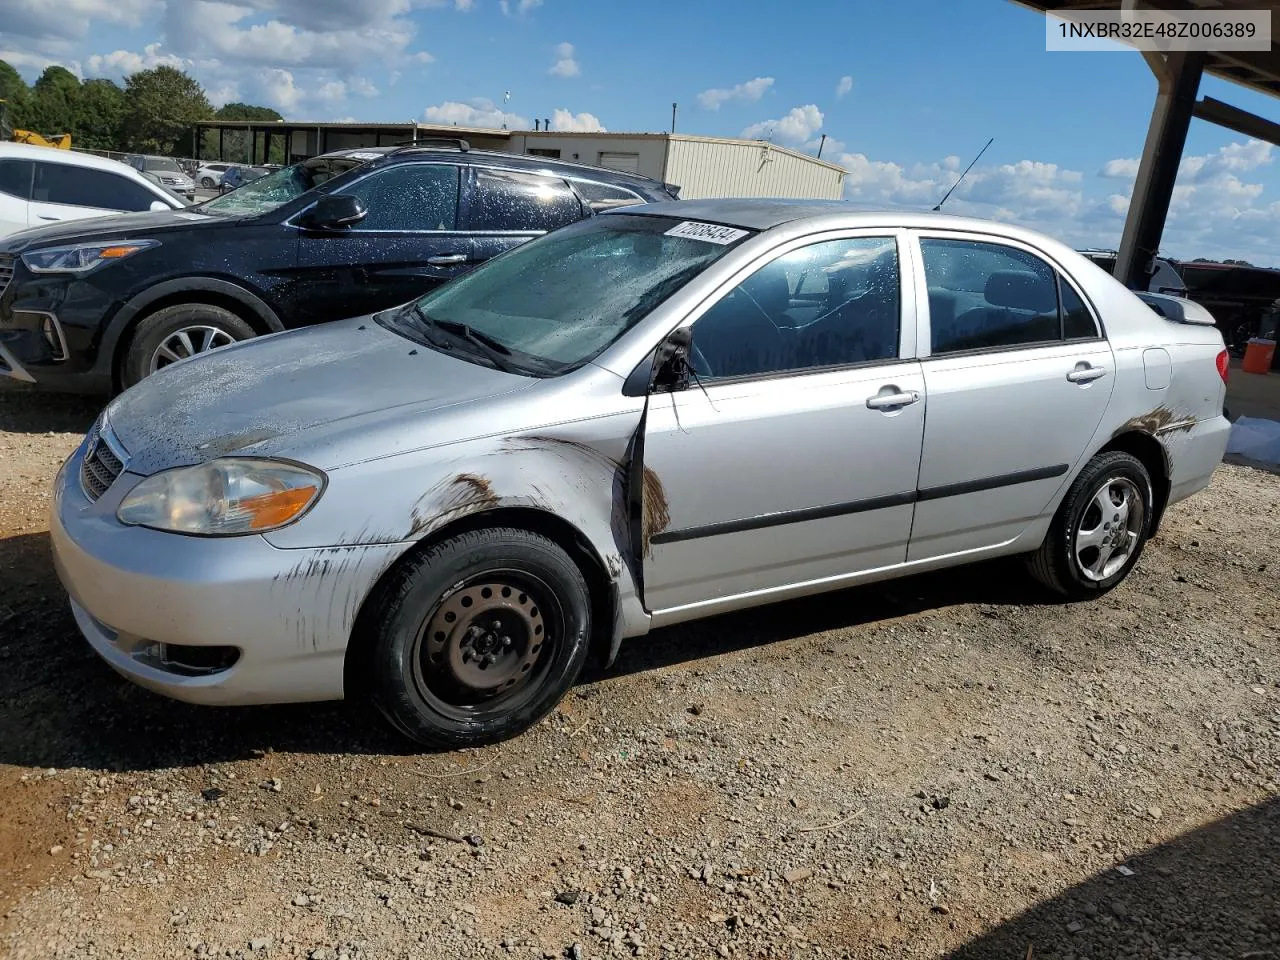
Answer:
468 168 583 232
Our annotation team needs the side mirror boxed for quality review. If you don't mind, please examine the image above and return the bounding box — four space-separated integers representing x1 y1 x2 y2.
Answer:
149 200 171 212
652 326 693 393
298 194 368 231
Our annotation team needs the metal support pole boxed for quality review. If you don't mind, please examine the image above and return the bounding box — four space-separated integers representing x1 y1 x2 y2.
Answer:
219 127 225 162
1115 50 1205 290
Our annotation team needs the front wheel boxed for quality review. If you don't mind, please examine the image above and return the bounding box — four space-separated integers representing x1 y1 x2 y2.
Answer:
1027 451 1153 599
121 303 255 389
365 528 592 749
200 177 215 189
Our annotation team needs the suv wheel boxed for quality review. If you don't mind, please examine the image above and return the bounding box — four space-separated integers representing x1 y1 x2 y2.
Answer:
121 303 255 389
363 527 592 749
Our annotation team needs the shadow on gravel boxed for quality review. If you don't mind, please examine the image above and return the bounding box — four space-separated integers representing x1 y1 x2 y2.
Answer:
2 507 1067 770
0 385 103 435
947 797 1280 960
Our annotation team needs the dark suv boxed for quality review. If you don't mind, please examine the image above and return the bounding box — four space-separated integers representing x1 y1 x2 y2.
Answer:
0 140 678 393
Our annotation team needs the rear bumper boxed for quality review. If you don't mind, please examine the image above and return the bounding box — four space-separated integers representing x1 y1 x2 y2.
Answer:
1166 414 1232 506
50 444 408 705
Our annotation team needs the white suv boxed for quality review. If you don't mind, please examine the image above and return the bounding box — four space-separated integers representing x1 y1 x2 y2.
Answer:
195 162 235 188
0 143 183 239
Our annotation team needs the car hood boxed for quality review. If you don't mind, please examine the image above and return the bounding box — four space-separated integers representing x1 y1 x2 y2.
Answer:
0 209 229 253
104 315 536 475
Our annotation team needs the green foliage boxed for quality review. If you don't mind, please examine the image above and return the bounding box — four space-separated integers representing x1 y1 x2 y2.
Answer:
0 58 281 156
122 66 213 155
216 102 284 122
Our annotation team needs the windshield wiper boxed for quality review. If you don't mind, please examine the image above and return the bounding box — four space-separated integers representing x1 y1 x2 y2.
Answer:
415 310 523 374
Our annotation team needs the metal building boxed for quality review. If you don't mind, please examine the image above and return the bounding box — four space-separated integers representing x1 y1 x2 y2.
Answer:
191 120 847 200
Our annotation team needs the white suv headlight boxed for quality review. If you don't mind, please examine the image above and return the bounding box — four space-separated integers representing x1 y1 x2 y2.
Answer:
117 458 326 536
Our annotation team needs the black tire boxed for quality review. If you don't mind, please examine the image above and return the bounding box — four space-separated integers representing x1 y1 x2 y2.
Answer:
1027 451 1154 600
364 527 592 749
200 177 215 189
121 303 255 389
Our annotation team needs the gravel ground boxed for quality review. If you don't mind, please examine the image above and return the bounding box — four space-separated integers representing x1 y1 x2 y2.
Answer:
0 383 1277 960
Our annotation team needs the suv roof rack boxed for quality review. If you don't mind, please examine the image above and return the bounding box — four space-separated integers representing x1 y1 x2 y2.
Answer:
390 137 470 152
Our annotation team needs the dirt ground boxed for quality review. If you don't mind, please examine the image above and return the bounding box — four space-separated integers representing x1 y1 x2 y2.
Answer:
0 382 1277 960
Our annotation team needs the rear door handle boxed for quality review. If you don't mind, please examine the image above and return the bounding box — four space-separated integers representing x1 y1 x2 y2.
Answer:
1066 365 1107 384
37 215 63 222
866 390 920 410
427 254 468 266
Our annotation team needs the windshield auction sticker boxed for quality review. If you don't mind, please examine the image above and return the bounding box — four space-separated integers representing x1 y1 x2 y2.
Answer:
664 221 749 244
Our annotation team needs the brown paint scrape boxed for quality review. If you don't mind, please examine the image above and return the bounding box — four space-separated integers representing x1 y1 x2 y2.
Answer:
1114 405 1195 438
408 472 499 538
641 467 670 556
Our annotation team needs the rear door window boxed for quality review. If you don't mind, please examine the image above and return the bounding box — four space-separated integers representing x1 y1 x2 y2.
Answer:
32 162 163 212
572 179 645 212
0 159 32 200
467 168 582 232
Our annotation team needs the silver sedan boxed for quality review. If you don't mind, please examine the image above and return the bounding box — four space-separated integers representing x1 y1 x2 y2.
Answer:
51 199 1232 747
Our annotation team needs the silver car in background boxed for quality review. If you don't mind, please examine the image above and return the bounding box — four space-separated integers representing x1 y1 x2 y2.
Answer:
51 200 1232 748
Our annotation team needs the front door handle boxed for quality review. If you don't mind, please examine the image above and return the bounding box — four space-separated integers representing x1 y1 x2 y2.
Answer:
866 390 921 410
1066 365 1107 384
37 215 63 222
427 253 468 266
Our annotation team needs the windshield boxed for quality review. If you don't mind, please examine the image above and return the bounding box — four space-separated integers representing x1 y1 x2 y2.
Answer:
198 156 368 216
380 214 752 374
147 158 183 173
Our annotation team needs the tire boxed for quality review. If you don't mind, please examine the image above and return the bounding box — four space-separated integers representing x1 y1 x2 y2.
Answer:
1027 451 1153 599
121 303 256 389
200 177 215 189
364 527 592 749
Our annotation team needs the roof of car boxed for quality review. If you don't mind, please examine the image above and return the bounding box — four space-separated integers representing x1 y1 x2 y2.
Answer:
317 144 671 190
0 142 154 177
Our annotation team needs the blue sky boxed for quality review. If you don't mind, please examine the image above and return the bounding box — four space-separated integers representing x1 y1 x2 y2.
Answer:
5 0 1280 264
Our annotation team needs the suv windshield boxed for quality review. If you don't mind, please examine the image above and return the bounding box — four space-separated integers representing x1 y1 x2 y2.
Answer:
198 155 369 216
146 158 183 173
380 214 753 375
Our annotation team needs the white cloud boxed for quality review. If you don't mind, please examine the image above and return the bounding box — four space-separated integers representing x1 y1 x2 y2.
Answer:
0 50 83 78
3 0 157 43
550 108 604 132
549 41 579 78
500 0 541 14
1101 158 1139 179
696 76 773 110
84 43 189 78
260 68 302 112
835 75 853 98
455 0 474 8
424 97 527 129
741 104 824 145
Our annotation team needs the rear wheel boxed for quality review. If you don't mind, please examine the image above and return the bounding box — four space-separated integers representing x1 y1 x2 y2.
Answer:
121 303 255 389
365 527 592 749
1027 451 1153 599
200 176 215 189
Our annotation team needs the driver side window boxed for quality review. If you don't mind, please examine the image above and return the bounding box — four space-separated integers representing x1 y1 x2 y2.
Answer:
689 236 900 380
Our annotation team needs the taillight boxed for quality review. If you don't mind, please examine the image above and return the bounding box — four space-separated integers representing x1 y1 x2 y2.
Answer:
1216 349 1230 384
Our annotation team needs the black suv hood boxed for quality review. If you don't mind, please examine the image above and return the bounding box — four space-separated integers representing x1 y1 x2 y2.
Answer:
0 209 235 253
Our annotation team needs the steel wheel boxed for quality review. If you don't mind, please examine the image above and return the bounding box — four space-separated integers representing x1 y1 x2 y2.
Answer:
1073 476 1144 582
148 325 238 372
410 570 561 722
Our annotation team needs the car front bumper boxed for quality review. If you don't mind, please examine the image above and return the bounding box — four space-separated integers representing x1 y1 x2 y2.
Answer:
50 442 407 705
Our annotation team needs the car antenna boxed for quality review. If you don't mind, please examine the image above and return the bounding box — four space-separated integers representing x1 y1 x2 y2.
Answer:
932 137 993 211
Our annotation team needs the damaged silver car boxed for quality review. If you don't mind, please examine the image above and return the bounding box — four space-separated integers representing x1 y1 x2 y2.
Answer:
51 199 1232 747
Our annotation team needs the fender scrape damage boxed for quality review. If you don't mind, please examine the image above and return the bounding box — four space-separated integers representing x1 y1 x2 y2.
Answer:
261 416 660 670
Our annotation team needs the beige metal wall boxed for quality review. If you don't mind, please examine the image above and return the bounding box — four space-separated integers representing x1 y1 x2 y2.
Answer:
507 133 670 180
664 137 845 200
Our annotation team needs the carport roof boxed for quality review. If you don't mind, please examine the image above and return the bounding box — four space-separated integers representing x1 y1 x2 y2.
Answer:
1014 0 1280 99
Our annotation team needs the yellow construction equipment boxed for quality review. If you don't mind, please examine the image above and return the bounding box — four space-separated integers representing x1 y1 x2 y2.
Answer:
0 99 71 149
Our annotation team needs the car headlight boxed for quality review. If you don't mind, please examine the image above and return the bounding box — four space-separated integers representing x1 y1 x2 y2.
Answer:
22 240 159 275
117 458 325 536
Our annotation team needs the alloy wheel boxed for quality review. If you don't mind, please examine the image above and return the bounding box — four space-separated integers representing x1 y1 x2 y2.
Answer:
1074 476 1144 582
148 325 238 372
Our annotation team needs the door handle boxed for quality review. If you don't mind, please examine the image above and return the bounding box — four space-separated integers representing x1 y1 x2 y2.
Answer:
427 254 468 266
1066 365 1107 384
37 215 63 222
866 390 920 410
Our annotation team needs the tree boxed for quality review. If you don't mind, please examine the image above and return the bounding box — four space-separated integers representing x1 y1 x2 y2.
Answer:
73 79 126 151
21 65 80 138
215 102 283 122
0 60 26 140
122 66 212 155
